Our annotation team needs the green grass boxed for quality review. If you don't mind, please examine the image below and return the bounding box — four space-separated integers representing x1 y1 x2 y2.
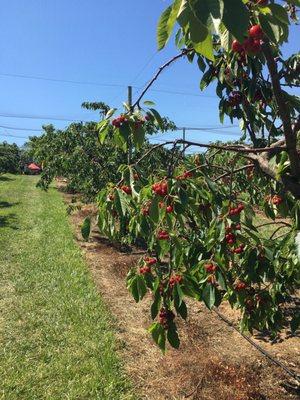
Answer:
0 174 135 400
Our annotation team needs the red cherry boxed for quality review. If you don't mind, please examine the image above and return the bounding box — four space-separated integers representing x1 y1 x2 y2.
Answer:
271 195 283 205
232 39 243 53
249 25 264 40
157 230 169 240
166 205 173 213
205 263 217 273
235 281 247 291
142 209 148 216
237 203 244 212
144 257 157 266
121 185 132 195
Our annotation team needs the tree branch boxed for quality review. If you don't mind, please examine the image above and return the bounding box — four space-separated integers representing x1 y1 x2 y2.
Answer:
176 139 286 154
214 164 255 182
262 41 300 177
132 49 193 109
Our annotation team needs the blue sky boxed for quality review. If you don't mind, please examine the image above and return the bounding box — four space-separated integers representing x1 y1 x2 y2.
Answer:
0 0 299 153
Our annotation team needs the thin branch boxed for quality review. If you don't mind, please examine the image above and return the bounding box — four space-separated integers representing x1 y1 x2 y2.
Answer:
132 141 176 167
256 221 292 229
214 164 255 182
270 225 290 240
132 49 193 109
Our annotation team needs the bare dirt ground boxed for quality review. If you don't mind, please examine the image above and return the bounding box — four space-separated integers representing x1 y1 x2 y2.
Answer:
61 186 299 400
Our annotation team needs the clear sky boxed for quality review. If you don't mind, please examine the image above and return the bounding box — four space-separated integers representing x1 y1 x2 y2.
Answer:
0 0 299 153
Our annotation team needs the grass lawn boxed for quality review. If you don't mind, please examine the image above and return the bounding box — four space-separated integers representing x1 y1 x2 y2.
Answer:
0 174 135 400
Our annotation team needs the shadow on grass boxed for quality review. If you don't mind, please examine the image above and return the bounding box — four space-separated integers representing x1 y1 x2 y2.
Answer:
0 176 15 182
0 201 20 208
0 214 19 230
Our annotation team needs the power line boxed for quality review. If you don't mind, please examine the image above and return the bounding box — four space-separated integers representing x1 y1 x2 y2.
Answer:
0 124 41 132
0 112 93 122
0 133 32 139
149 88 217 98
175 125 239 131
0 71 219 100
130 51 159 85
0 72 128 88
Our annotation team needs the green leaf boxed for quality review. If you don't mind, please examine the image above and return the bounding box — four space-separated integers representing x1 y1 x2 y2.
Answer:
137 275 147 300
114 189 128 218
151 292 161 320
202 283 215 309
269 4 290 25
149 108 165 130
143 100 156 106
259 14 281 44
177 300 188 320
119 123 131 143
193 33 214 61
130 276 139 302
149 196 159 223
219 22 232 52
132 125 145 151
222 0 249 42
189 0 222 25
167 322 180 349
98 123 110 144
197 56 206 72
216 270 227 290
81 217 91 241
105 108 116 119
148 322 166 352
173 282 184 308
157 0 181 50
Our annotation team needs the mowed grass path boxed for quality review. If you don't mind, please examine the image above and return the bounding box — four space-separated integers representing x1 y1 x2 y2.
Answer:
0 175 135 400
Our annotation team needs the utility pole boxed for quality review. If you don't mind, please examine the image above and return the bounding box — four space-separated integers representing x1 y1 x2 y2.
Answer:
127 86 133 164
128 86 133 110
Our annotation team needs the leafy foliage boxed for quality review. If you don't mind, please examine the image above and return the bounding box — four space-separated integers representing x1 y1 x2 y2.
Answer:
0 142 28 174
92 0 300 350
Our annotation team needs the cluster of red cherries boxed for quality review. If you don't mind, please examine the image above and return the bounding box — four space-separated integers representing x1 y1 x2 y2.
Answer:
225 224 244 253
228 91 243 107
228 203 244 217
176 170 193 180
204 263 218 273
152 181 168 196
139 257 157 274
159 307 175 330
169 274 183 288
235 280 247 291
232 24 264 56
112 115 128 128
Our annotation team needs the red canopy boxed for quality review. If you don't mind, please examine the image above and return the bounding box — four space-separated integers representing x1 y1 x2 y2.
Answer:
27 163 41 171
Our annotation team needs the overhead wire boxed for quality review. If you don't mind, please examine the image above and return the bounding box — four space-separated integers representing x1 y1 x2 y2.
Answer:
0 112 93 122
0 124 41 132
